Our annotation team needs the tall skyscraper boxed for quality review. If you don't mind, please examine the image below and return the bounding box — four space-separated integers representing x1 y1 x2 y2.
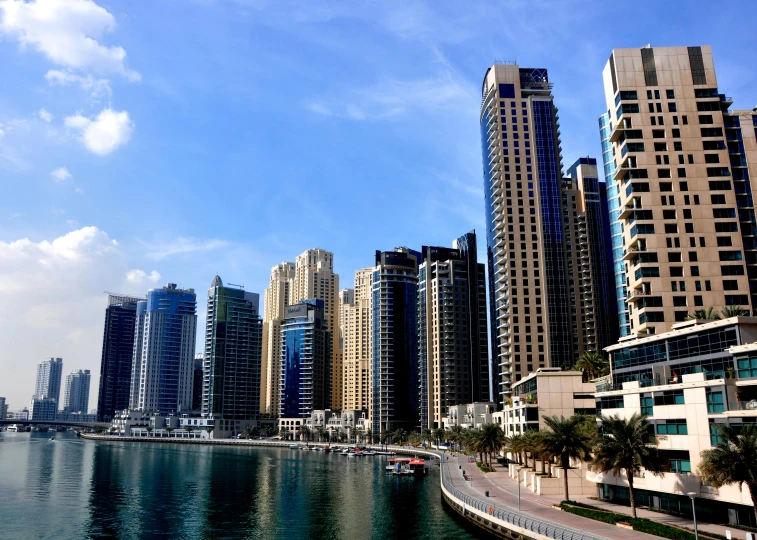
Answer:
601 46 757 335
129 283 197 414
192 353 204 411
202 276 263 433
280 299 330 418
62 369 91 414
289 249 340 410
418 231 490 430
480 63 574 405
341 268 373 412
0 397 6 421
261 262 295 416
34 357 63 404
563 158 619 355
372 248 420 436
96 293 142 422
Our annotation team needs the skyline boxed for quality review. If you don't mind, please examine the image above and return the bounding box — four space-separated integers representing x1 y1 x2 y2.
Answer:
2 0 757 409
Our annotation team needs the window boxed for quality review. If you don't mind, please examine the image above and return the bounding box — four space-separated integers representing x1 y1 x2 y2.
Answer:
672 128 680 138
663 210 676 219
653 129 665 138
674 141 683 151
711 194 726 204
699 114 714 124
678 168 686 178
668 103 677 112
713 208 736 218
705 154 720 164
596 395 624 415
673 296 687 307
723 279 738 290
666 450 692 474
695 295 703 306
640 394 653 415
654 389 684 406
670 267 683 277
726 295 749 306
720 251 743 261
658 169 671 178
708 167 731 177
666 89 675 99
709 181 732 191
657 420 688 435
715 222 738 232
685 223 694 233
722 265 745 276
668 252 682 262
737 357 757 379
665 224 678 234
701 127 724 137
654 142 667 152
704 140 726 150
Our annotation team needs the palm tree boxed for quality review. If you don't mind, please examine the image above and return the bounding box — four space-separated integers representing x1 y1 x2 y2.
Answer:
591 413 668 517
686 307 721 321
521 430 542 469
449 425 464 451
393 428 408 446
722 305 749 318
433 427 446 449
574 352 610 382
316 427 325 443
507 433 525 465
422 428 433 448
540 415 594 502
300 426 310 443
699 424 757 521
479 423 507 468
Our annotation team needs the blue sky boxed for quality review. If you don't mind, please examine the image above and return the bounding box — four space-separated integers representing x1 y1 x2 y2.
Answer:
1 0 756 409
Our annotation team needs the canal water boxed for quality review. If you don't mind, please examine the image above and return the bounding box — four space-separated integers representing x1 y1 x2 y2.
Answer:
0 432 479 539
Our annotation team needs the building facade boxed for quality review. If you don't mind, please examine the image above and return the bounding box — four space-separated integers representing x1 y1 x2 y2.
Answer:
0 397 6 421
341 268 373 412
480 63 574 405
601 45 756 336
34 357 63 403
563 158 619 355
289 249 340 410
442 402 496 430
261 262 295 416
418 231 490 430
129 283 197 414
192 353 204 411
594 318 757 525
96 293 142 422
372 248 420 436
202 275 263 435
280 299 330 418
62 369 91 414
29 397 58 422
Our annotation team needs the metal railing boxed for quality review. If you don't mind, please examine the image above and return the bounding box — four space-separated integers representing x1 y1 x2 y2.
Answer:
440 456 610 540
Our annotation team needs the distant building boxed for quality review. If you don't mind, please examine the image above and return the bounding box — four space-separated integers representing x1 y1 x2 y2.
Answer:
202 276 263 436
34 357 63 403
280 299 331 418
0 397 6 420
192 353 204 411
341 268 373 412
62 369 91 414
129 283 198 414
372 248 421 436
419 231 489 430
261 262 295 416
96 293 142 422
29 397 57 422
56 412 96 423
443 402 496 430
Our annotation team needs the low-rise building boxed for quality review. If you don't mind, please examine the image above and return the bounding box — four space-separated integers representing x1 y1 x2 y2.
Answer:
29 397 58 422
591 317 757 526
442 402 496 429
55 412 96 423
501 368 596 437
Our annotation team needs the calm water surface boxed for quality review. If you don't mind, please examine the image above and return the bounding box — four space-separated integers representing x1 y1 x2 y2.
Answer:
0 432 480 539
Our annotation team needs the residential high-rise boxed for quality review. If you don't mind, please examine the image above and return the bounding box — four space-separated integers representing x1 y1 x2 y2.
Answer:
202 275 263 433
563 158 619 355
0 397 6 421
34 357 63 404
29 397 57 422
418 231 490 430
62 369 91 414
480 63 574 405
341 268 373 412
289 249 340 410
372 248 420 436
280 299 330 418
129 283 197 414
261 262 295 416
96 293 142 422
601 46 757 336
192 353 204 411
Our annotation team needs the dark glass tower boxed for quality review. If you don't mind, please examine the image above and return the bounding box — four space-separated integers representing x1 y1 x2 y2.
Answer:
203 276 263 430
96 294 142 422
280 299 330 418
372 248 421 436
418 231 490 430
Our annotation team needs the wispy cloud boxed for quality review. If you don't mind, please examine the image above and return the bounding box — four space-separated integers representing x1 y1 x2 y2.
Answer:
142 237 232 261
51 166 72 182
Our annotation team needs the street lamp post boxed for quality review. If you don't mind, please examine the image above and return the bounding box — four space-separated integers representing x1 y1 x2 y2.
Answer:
516 467 522 511
687 492 699 540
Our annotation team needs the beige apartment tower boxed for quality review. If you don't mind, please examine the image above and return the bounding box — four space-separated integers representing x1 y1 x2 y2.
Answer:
260 262 295 415
290 249 341 410
340 268 373 412
602 45 757 336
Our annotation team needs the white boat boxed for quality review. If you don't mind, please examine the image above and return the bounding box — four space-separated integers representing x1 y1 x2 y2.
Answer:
6 425 20 432
289 444 301 450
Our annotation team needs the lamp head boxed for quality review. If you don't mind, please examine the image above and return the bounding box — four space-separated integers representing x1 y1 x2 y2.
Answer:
687 492 696 499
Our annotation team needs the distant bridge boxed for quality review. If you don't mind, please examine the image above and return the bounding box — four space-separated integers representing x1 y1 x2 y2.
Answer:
0 419 109 429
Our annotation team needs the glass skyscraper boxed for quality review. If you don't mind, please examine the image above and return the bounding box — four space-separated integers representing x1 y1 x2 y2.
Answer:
34 357 63 403
129 283 197 414
203 276 263 433
279 299 330 418
96 293 142 422
372 248 420 436
62 369 91 414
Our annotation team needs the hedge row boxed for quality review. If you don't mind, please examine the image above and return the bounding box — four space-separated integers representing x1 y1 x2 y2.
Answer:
559 503 699 540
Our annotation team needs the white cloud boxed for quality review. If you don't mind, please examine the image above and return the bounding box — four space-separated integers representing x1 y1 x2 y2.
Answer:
50 166 71 181
45 69 112 100
0 226 163 410
64 108 134 155
126 269 161 284
0 0 140 81
38 108 52 122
